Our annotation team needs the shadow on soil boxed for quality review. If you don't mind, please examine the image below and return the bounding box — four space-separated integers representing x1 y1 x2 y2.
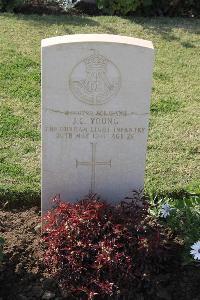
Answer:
1 187 199 210
0 190 40 210
0 263 46 299
150 188 200 203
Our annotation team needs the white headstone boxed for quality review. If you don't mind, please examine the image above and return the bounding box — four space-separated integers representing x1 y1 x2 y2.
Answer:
42 34 154 212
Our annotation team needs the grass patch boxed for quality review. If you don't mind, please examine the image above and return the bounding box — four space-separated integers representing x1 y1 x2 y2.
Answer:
151 98 182 114
0 14 199 208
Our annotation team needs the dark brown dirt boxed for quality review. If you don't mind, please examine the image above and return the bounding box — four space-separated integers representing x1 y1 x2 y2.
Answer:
0 208 200 300
0 207 62 299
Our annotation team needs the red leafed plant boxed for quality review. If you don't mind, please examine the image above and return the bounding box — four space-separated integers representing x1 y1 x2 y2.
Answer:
42 193 180 299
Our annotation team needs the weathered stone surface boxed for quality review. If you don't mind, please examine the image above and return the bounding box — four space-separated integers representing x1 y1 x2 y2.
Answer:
41 34 154 212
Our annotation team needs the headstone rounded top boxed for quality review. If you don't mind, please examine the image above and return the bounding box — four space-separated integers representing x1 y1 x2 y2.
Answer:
41 34 153 50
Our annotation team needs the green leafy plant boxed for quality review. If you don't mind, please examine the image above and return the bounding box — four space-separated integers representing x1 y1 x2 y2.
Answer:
96 0 142 15
96 0 200 16
0 0 25 11
168 198 200 262
154 186 200 263
141 0 200 16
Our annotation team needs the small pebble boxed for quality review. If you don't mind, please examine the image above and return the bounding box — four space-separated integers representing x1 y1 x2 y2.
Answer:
34 224 41 232
42 291 56 300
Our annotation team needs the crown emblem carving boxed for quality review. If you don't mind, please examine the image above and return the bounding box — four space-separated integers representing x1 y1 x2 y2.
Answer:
84 52 107 72
69 50 121 105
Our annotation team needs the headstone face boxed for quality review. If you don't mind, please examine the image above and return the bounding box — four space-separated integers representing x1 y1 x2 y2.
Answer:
42 34 154 212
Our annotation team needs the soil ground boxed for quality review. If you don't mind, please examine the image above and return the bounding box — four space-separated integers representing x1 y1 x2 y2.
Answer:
0 207 200 300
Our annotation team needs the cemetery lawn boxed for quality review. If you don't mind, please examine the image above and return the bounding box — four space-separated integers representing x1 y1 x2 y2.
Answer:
0 14 199 207
0 13 200 300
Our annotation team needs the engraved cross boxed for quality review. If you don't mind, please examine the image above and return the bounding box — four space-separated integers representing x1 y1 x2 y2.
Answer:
76 142 111 193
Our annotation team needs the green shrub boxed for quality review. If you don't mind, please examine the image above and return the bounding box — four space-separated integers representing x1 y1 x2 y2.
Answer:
96 0 200 16
142 0 200 16
166 189 200 262
151 185 200 263
96 0 142 15
0 0 25 11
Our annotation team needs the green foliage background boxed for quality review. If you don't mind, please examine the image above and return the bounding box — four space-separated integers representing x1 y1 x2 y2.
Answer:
0 0 200 15
96 0 200 15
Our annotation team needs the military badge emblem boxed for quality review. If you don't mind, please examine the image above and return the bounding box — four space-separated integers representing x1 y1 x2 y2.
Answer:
69 51 121 105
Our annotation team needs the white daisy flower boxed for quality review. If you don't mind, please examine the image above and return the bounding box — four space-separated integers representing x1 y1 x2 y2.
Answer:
190 241 200 260
160 203 171 218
